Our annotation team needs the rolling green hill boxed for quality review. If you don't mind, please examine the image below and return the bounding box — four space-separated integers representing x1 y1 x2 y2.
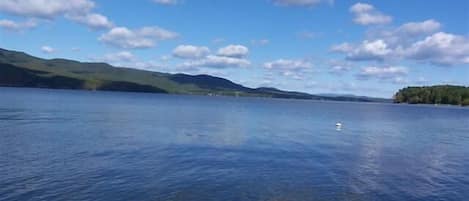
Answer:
0 48 388 102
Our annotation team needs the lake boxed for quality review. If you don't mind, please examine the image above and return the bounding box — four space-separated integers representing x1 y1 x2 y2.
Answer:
1 87 468 201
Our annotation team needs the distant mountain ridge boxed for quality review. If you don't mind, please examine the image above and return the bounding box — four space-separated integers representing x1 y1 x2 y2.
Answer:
0 48 389 102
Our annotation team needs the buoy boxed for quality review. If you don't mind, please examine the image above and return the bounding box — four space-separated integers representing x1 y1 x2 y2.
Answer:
336 122 342 131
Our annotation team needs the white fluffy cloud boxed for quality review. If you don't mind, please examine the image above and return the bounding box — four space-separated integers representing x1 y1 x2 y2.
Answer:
264 59 313 70
357 66 408 80
397 19 441 37
332 40 392 61
153 0 178 5
404 32 469 66
217 45 249 58
174 44 251 69
330 42 353 53
272 0 327 7
367 19 442 47
172 45 210 59
330 65 351 74
331 18 469 66
41 46 55 54
0 0 94 18
350 2 392 25
66 13 113 29
179 55 251 69
0 19 37 31
264 59 313 79
99 26 179 49
328 60 353 74
0 0 114 30
347 39 392 61
349 2 373 13
332 31 469 66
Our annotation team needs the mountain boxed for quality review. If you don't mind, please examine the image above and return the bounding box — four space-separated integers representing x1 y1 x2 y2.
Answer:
0 48 388 102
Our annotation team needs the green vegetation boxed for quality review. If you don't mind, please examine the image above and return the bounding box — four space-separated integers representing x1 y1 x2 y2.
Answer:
394 85 469 106
0 48 388 102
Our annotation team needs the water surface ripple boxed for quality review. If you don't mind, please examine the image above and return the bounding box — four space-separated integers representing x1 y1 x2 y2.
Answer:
1 87 468 201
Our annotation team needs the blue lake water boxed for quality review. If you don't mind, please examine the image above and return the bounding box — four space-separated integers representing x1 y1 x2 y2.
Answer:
1 87 469 201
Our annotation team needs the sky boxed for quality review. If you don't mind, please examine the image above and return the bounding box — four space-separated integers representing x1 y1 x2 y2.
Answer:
0 0 468 98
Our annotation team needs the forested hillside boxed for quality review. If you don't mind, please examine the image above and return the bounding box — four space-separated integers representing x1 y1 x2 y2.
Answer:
0 48 388 102
394 85 469 106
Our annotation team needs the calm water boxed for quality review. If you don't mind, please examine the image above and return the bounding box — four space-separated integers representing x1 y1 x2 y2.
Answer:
1 87 469 201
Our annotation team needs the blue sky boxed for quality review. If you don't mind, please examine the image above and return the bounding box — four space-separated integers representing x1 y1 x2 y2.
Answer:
0 0 468 98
